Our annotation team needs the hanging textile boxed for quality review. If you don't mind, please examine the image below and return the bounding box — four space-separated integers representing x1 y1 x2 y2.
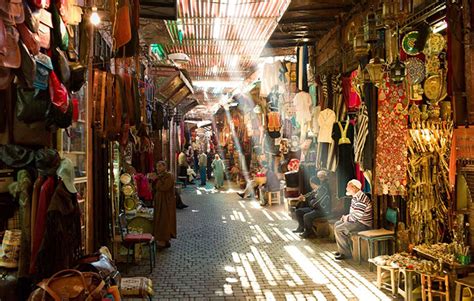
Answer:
332 74 346 121
309 83 318 106
354 103 369 166
317 108 336 143
296 46 308 92
362 82 377 170
311 106 321 136
374 77 408 195
260 61 287 97
332 120 356 197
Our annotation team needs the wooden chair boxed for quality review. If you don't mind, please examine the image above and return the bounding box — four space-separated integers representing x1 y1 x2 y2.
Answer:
376 264 399 297
357 207 398 271
119 213 156 274
455 275 474 301
420 273 450 301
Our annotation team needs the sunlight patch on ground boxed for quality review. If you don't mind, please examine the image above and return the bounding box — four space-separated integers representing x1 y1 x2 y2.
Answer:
285 246 328 285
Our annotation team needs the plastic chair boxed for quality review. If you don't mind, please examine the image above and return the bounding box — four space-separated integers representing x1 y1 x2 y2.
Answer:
357 207 398 271
119 213 156 274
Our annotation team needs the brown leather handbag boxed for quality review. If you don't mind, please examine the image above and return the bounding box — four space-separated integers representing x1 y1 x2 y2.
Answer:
28 269 105 301
0 25 20 68
113 0 131 50
17 22 40 55
37 8 52 49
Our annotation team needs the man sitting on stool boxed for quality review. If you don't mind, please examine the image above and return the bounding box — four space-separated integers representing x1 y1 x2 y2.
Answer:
293 174 331 238
334 179 372 260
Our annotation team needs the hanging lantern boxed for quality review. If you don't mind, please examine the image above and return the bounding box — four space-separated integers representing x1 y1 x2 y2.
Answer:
365 57 386 87
364 9 378 44
353 27 368 58
390 57 406 84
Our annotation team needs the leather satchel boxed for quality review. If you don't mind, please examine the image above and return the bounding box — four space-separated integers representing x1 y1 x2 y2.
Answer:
37 8 52 49
50 3 67 51
17 22 40 55
46 94 72 129
23 1 41 33
52 47 70 85
0 25 20 69
69 62 85 92
16 87 48 123
28 269 105 301
113 0 131 50
0 0 25 25
16 41 37 88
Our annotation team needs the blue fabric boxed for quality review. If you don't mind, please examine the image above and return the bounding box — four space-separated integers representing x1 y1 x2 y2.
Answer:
200 166 207 185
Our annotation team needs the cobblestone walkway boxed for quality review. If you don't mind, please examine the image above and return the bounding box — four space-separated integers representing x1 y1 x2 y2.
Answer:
127 185 391 301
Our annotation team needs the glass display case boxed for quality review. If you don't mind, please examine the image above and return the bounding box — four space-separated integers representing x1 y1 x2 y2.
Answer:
58 87 88 252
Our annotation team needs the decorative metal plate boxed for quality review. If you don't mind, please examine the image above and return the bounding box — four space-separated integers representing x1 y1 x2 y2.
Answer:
402 31 420 56
424 33 446 56
425 56 441 75
120 173 132 185
405 57 425 84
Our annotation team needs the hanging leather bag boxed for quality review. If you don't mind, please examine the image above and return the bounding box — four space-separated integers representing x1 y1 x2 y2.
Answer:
0 25 20 69
48 70 68 112
0 0 25 25
23 1 41 33
15 41 36 88
28 0 49 9
28 269 105 301
16 87 48 123
37 8 52 49
50 3 67 51
113 0 131 50
17 22 40 55
52 47 70 85
45 95 72 129
33 52 53 90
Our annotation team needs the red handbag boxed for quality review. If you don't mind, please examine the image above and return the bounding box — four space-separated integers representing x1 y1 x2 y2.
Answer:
48 71 68 113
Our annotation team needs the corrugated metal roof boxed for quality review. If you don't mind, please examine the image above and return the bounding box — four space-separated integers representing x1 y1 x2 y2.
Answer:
164 0 290 81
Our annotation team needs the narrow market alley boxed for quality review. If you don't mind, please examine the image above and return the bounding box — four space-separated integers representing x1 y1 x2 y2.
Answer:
127 185 390 301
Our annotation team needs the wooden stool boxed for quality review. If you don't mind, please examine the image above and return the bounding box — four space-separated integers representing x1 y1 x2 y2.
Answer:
420 273 450 301
312 219 329 237
398 268 422 301
267 190 281 206
455 275 474 301
376 265 399 296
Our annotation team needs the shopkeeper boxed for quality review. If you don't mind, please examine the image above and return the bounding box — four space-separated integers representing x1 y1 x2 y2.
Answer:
334 179 372 260
151 161 177 250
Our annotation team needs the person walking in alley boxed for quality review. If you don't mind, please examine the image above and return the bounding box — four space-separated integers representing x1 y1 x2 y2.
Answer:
334 179 372 260
293 172 331 238
152 161 177 250
211 154 225 189
198 151 207 186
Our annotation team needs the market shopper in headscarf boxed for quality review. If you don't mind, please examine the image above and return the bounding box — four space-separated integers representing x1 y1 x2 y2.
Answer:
152 161 177 250
211 154 225 189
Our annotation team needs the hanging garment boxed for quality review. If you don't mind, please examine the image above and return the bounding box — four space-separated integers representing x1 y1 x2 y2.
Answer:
317 108 336 143
309 83 318 107
374 77 408 195
332 121 355 197
332 74 346 121
362 82 377 170
296 45 308 92
311 106 321 136
36 181 82 279
354 103 369 166
260 61 287 97
293 91 312 127
30 176 55 274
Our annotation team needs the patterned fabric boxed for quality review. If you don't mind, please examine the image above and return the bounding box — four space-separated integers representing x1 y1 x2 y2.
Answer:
374 78 408 195
354 103 369 165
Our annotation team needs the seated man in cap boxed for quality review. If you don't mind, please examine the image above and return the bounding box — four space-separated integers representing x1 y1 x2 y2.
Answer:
334 179 372 260
293 171 331 238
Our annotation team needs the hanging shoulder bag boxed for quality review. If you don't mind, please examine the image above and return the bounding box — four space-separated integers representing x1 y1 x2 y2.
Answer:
16 87 48 123
37 8 52 49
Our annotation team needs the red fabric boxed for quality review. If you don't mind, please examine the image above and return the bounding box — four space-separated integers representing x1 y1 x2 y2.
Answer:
30 176 55 274
49 71 68 113
124 233 154 243
72 97 79 122
354 163 365 190
134 173 153 201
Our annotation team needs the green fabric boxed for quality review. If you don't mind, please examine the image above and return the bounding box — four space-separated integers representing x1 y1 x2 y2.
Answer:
212 159 225 188
309 83 317 107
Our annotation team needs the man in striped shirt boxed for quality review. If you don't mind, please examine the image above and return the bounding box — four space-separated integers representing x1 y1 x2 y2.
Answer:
334 179 372 260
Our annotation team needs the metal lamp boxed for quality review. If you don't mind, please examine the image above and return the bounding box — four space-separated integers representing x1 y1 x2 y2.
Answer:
364 9 379 44
353 27 368 58
390 57 406 84
365 57 386 87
